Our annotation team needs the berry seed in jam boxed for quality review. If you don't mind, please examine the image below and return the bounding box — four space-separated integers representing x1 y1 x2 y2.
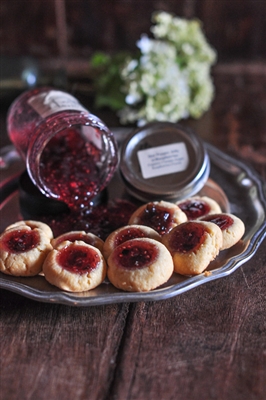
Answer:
3 229 39 253
178 199 210 220
115 240 158 269
168 222 206 253
202 214 234 230
57 244 100 275
141 203 173 235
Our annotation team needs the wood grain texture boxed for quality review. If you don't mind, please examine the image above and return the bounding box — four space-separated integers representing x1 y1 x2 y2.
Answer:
0 295 129 400
108 241 266 400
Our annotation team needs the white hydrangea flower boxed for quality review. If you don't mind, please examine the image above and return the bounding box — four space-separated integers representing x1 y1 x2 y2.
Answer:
118 11 216 125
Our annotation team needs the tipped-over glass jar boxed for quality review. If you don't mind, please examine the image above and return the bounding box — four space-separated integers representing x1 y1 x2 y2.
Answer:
7 87 118 211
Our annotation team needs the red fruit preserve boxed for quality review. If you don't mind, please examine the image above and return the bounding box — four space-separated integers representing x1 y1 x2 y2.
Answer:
140 203 173 235
169 222 206 253
202 214 234 230
178 199 211 220
114 227 146 247
3 229 39 253
57 244 100 275
115 240 158 269
7 87 118 211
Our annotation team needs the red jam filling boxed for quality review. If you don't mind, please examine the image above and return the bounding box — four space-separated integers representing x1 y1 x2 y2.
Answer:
114 227 145 247
140 203 173 235
39 128 102 211
169 223 206 253
3 229 39 253
115 240 158 269
203 214 234 230
57 244 100 274
178 199 211 220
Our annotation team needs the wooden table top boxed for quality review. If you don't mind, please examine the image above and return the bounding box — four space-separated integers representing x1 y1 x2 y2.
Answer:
0 64 265 400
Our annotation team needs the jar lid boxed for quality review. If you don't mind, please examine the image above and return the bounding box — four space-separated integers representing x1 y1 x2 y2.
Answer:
120 122 210 202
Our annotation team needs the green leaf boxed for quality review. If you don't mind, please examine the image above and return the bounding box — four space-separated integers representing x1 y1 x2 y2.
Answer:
90 51 131 111
90 52 110 67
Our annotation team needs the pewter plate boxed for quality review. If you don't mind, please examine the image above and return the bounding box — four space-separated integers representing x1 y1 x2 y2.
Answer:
0 137 265 306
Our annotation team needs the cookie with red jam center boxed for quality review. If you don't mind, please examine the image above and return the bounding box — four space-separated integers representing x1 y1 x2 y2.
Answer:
0 220 53 276
103 224 161 260
128 201 187 236
162 221 223 276
5 220 53 239
107 237 174 292
200 213 245 250
43 240 106 292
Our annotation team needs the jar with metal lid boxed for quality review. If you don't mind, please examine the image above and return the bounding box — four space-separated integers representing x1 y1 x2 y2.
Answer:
7 87 118 211
120 121 210 202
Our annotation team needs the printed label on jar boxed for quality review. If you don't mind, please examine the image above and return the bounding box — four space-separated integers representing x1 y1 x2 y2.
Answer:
137 142 189 179
28 90 88 118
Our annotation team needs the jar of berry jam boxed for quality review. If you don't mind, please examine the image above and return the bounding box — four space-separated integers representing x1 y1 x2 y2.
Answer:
7 87 118 211
120 122 210 202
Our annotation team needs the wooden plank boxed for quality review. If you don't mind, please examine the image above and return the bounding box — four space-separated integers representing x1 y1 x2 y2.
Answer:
0 291 130 400
108 239 266 400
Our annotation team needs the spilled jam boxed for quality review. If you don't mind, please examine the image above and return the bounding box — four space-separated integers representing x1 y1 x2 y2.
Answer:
3 229 39 253
178 199 210 220
38 199 137 240
57 244 100 274
169 222 206 253
202 214 234 230
140 203 173 235
115 240 158 269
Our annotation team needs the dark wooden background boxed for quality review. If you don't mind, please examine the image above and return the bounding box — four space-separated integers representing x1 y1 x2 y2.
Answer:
1 0 266 172
1 0 266 63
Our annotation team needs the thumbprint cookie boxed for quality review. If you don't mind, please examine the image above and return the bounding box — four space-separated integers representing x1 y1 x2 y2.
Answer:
107 237 174 292
200 213 245 250
43 240 106 292
0 222 53 276
5 220 53 240
128 200 187 236
103 224 161 260
162 221 223 276
52 231 104 252
176 196 222 220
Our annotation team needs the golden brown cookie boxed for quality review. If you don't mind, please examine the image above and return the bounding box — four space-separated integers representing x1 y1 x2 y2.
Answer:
43 240 106 292
0 224 53 276
128 200 187 236
107 237 174 292
5 220 53 239
162 221 223 275
52 231 104 252
103 224 161 260
176 196 221 220
200 213 245 250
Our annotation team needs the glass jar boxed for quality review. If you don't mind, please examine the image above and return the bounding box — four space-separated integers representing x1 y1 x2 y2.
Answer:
7 87 118 211
120 122 210 202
